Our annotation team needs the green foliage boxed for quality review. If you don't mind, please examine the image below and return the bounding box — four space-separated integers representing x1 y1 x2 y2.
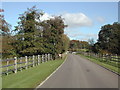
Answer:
13 6 44 57
1 35 15 58
43 16 68 59
61 34 70 53
9 6 69 58
69 40 89 52
0 9 15 58
95 22 120 55
0 9 11 34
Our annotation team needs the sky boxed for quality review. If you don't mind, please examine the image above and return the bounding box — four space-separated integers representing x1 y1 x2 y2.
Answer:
2 2 118 41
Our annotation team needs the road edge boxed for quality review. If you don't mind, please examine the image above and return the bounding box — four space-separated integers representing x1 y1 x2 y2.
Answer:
35 55 68 89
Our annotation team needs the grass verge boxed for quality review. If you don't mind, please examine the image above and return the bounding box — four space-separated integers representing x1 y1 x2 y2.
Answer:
2 57 66 88
78 54 120 75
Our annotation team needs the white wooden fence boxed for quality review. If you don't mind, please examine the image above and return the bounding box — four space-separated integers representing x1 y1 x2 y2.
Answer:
0 54 53 75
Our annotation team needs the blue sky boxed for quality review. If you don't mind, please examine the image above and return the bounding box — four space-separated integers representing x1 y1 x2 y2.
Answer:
2 2 118 41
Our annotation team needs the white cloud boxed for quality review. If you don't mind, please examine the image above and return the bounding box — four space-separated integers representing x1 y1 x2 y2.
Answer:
41 13 93 28
40 13 53 21
40 12 93 28
62 13 93 28
96 16 105 23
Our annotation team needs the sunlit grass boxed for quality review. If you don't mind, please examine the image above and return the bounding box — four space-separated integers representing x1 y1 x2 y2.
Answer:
2 58 65 88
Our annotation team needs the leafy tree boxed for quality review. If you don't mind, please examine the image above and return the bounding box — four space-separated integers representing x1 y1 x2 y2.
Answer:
0 9 11 35
2 35 15 58
90 42 100 53
79 41 89 49
69 40 89 52
61 34 70 53
0 9 14 58
97 22 120 55
43 16 68 59
13 6 44 56
69 40 78 51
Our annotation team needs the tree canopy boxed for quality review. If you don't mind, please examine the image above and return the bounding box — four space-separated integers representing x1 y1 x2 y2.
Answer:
93 22 120 55
0 9 14 58
69 40 89 52
8 6 70 59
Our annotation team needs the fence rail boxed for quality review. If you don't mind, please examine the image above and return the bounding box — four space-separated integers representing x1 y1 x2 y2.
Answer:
78 51 120 68
0 54 53 75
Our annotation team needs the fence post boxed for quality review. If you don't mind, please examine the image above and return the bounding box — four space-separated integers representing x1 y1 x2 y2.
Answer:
45 54 47 62
44 54 46 62
48 54 50 61
51 54 53 60
45 54 46 62
7 59 9 75
33 55 35 67
109 54 112 63
40 55 42 63
115 54 118 66
20 57 22 71
35 56 36 66
106 54 108 62
48 54 49 61
49 54 51 60
44 54 45 62
25 56 28 69
46 54 47 62
14 57 17 73
38 55 40 65
43 54 45 62
42 54 44 63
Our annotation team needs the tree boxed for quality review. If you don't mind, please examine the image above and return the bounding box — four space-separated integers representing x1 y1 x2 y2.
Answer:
97 22 120 55
0 9 14 58
69 40 79 51
69 40 89 52
43 16 68 59
0 9 11 35
13 6 44 56
79 41 89 49
61 34 70 53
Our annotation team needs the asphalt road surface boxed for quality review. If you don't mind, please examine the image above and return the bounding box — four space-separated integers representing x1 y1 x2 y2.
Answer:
37 54 118 88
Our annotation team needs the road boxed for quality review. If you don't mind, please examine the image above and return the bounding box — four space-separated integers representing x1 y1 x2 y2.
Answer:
37 54 118 88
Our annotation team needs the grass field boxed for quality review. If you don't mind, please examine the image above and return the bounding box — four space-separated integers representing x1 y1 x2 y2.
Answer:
2 58 65 88
78 54 119 75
